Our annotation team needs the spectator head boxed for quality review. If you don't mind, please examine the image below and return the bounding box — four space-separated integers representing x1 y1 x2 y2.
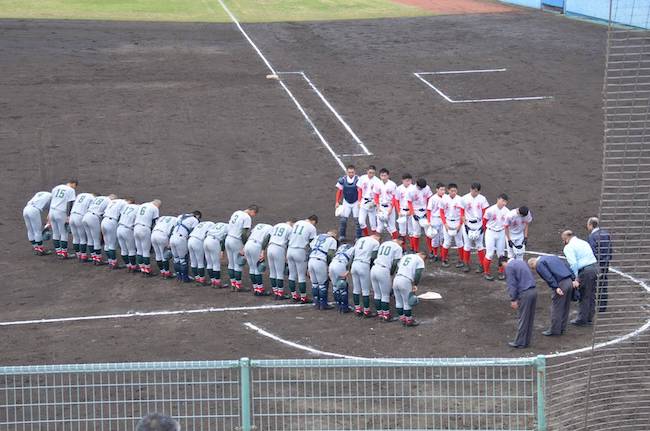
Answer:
587 217 599 232
518 206 529 217
135 413 180 431
561 230 574 245
527 257 539 270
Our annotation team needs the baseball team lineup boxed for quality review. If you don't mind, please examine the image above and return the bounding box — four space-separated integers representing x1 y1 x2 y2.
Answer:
23 163 604 345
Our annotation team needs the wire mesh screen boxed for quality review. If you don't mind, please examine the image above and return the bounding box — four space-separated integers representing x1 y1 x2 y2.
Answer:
0 361 241 431
250 358 541 431
545 2 650 429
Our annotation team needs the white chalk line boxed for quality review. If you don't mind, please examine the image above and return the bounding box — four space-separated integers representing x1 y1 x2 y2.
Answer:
0 304 310 327
414 71 553 103
214 0 372 170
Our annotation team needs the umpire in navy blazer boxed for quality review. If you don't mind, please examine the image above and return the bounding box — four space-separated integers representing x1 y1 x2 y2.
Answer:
587 217 612 313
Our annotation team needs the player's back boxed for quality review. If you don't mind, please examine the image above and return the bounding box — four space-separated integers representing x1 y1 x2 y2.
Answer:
50 184 75 212
375 241 403 268
206 222 228 240
27 191 52 211
332 244 354 265
310 234 337 259
189 221 215 240
288 220 316 248
87 196 110 216
227 210 251 238
104 199 127 220
119 204 140 228
248 223 273 243
353 236 380 264
135 202 159 227
269 222 292 247
71 193 93 215
396 254 425 280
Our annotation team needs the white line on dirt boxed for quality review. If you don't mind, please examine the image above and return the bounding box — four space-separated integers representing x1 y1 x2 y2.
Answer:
0 304 310 327
414 71 553 103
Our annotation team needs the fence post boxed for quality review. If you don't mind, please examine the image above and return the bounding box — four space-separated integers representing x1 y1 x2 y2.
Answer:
240 357 252 431
535 355 547 431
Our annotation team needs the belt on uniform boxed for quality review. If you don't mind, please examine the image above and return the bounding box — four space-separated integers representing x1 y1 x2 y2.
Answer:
227 234 242 240
248 238 261 245
71 211 84 216
415 208 426 212
91 212 102 218
467 219 479 224
104 216 117 222
380 204 390 208
310 255 327 262
489 228 504 232
135 223 150 228
374 263 389 269
447 218 459 222
207 234 221 240
354 260 371 265
401 208 409 211
118 224 134 231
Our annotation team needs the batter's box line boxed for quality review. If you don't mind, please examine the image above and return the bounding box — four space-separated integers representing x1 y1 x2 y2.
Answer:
414 68 553 104
277 71 373 156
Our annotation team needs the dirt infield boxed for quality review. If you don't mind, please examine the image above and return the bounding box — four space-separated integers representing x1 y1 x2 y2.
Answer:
0 10 609 365
392 0 514 14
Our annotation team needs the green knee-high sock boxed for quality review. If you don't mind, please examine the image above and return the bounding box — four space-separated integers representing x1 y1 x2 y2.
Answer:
383 302 390 311
198 268 205 277
353 294 360 306
130 256 137 265
363 295 370 309
270 278 277 288
80 244 87 253
73 243 80 252
235 271 242 282
214 270 221 280
228 269 235 279
156 260 163 271
298 282 307 294
164 260 170 271
288 280 296 292
122 255 129 264
256 274 263 285
191 267 198 277
136 255 143 265
61 241 68 250
36 241 43 246
53 239 60 249
277 279 284 291
397 307 404 316
208 269 214 279
405 309 412 317
374 299 382 311
249 273 256 284
143 257 150 265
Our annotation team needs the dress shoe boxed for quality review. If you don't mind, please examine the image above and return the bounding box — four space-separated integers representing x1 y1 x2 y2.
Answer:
542 330 557 336
570 319 589 326
507 341 525 349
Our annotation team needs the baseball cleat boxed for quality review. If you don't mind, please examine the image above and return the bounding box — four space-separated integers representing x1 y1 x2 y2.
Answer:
194 276 205 285
363 310 378 318
404 318 420 327
462 265 471 273
441 260 450 268
300 296 312 304
497 273 506 281
455 261 464 268
475 265 483 274
291 292 300 302
484 274 495 281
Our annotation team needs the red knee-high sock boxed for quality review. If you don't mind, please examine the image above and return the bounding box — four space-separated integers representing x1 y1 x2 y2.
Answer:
457 247 464 262
391 231 399 240
464 249 471 265
478 249 486 267
441 247 449 261
432 246 439 257
427 240 433 254
411 237 419 252
498 261 505 273
483 257 492 274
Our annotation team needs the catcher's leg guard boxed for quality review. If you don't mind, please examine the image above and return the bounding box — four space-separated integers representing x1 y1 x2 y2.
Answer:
338 217 347 241
319 283 332 309
312 285 320 308
355 219 362 240
340 286 350 312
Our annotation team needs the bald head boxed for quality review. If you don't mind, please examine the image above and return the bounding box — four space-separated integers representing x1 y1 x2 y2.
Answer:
152 199 162 208
527 257 538 270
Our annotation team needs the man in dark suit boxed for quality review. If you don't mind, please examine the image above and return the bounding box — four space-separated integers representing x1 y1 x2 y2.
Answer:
587 217 613 313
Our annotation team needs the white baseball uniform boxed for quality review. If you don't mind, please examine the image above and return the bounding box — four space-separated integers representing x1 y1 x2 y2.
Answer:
69 193 93 250
188 221 215 270
267 222 292 282
170 215 200 263
204 222 228 274
335 175 360 218
374 179 397 234
395 184 417 237
101 199 127 253
410 185 433 238
23 191 51 244
505 209 533 258
426 193 445 247
49 184 76 244
357 174 381 231
393 254 425 312
484 204 510 260
225 210 252 273
440 194 464 249
244 223 273 276
461 193 489 252
133 202 159 259
287 220 317 284
117 204 139 258
371 241 403 304
82 196 112 252
351 236 380 297
151 215 179 262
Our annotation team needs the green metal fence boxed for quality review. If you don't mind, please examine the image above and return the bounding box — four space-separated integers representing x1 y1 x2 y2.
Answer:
0 357 546 431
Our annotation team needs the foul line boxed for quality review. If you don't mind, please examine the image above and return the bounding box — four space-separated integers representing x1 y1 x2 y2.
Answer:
213 0 372 171
0 304 310 327
414 69 553 104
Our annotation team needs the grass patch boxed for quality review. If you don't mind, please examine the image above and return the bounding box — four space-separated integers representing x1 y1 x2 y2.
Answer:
0 0 435 23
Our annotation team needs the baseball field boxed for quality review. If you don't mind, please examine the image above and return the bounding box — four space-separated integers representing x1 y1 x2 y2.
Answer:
0 0 612 366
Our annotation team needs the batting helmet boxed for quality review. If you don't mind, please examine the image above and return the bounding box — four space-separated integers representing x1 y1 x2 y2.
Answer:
424 225 438 239
408 292 419 307
236 254 246 267
163 248 172 261
257 260 268 273
41 226 52 242
335 278 348 291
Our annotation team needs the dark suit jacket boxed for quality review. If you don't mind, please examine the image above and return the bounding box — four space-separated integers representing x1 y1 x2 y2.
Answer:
588 228 612 268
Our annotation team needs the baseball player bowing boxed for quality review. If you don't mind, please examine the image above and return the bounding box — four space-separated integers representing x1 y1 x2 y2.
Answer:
244 223 273 295
439 183 465 268
170 211 202 282
335 164 361 241
409 178 433 253
426 183 446 261
373 168 398 239
329 243 355 312
357 165 381 236
225 205 259 291
351 233 381 317
69 191 95 261
267 219 295 299
23 190 52 255
82 194 116 265
482 194 510 281
505 206 532 260
394 174 416 250
116 201 140 271
101 196 132 269
371 237 404 321
187 219 215 284
461 183 489 273
203 222 228 288
48 179 78 258
308 230 338 309
150 215 178 279
393 252 426 327
287 215 318 302
133 199 162 274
